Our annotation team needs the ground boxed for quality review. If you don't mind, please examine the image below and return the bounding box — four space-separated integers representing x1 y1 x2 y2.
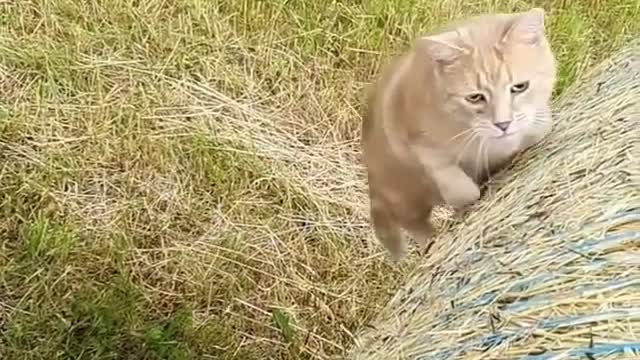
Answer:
0 1 638 359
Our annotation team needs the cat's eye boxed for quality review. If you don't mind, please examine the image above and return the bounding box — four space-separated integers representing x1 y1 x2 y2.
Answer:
511 81 530 94
465 93 486 104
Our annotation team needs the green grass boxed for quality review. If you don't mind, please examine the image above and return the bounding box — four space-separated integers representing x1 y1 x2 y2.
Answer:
0 0 638 359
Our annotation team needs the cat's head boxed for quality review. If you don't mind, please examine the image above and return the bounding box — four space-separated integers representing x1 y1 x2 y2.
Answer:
416 8 556 144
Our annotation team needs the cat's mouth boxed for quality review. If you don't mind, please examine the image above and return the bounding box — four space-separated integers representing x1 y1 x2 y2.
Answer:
493 131 517 139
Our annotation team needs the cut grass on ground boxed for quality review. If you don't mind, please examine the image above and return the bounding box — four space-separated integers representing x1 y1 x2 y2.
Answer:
1 0 638 359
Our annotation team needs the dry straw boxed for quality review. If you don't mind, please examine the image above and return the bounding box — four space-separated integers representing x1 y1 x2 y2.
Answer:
349 41 640 359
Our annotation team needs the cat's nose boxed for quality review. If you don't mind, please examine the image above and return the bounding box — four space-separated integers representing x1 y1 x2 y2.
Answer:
493 121 512 132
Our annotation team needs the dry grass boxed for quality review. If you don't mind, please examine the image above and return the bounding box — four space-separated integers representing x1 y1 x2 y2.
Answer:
0 1 638 359
350 43 640 359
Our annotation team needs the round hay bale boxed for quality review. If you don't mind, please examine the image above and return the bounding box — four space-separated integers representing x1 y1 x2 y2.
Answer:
350 41 640 359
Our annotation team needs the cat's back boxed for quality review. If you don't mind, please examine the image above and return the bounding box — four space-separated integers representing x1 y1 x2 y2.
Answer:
361 54 408 141
361 54 441 205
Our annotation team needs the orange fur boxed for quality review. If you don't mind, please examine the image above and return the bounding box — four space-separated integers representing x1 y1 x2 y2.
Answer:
361 8 556 260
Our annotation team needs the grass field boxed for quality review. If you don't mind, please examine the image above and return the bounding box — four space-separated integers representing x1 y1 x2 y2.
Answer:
1 1 638 359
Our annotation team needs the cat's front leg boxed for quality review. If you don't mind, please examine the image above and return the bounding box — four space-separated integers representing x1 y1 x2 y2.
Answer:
411 144 480 209
432 164 480 209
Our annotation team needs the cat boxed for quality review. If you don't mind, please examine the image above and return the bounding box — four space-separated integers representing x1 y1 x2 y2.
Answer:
361 8 556 260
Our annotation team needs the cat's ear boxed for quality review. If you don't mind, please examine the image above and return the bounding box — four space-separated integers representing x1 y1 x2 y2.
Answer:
417 31 466 66
503 8 545 46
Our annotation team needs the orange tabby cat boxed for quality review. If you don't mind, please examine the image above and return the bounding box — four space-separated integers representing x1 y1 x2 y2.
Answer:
361 8 556 259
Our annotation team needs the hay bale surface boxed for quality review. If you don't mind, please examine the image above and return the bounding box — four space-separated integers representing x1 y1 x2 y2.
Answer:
350 41 640 359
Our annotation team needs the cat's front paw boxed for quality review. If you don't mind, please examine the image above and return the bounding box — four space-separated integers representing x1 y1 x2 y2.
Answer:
441 180 480 209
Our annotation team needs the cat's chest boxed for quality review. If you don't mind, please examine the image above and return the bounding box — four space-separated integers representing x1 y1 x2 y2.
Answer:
458 139 520 182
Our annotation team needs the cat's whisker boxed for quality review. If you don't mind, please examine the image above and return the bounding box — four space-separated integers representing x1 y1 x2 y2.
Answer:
456 131 477 165
448 128 474 143
483 139 490 181
473 137 485 181
472 140 480 180
514 114 527 123
534 111 552 120
534 119 551 125
455 136 472 165
480 139 489 181
531 118 550 128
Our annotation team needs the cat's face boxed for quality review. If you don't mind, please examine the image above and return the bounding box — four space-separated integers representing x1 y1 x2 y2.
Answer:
418 9 556 145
